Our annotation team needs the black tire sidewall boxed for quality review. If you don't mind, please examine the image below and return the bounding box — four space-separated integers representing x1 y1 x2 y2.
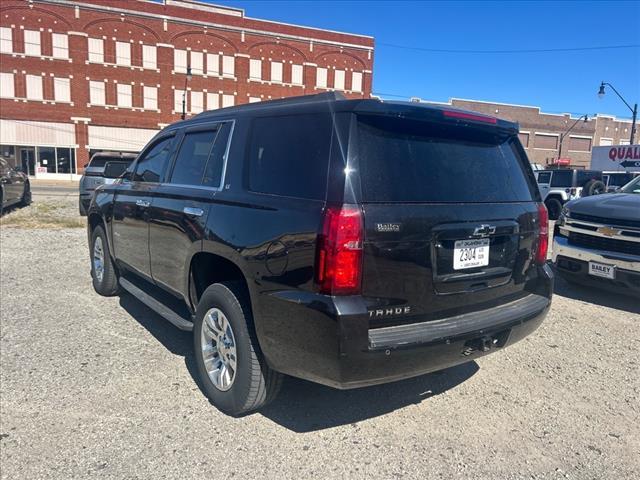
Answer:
545 198 562 220
90 225 119 296
21 182 31 206
193 283 259 416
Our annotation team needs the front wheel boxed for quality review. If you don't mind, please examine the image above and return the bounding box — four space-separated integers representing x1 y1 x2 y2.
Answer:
20 181 32 206
193 282 282 416
90 225 120 296
545 197 563 220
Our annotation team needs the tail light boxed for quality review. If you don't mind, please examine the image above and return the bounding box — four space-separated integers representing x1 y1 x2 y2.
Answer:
535 203 549 265
316 204 363 295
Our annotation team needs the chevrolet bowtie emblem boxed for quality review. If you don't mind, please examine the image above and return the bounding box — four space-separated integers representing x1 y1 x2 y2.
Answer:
597 226 620 237
473 224 496 237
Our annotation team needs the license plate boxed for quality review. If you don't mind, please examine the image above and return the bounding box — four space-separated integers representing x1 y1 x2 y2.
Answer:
454 238 490 270
588 261 616 279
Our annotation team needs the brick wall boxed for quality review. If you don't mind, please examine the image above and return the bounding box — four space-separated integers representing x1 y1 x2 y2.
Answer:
0 0 374 172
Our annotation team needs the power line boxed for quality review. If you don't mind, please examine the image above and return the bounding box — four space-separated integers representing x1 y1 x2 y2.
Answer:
377 42 640 54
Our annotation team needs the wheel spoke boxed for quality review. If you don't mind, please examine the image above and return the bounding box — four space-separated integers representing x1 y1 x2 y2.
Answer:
200 307 237 392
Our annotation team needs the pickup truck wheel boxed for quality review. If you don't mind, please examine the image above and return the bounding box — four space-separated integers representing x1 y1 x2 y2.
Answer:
194 282 282 416
90 225 120 296
545 198 562 220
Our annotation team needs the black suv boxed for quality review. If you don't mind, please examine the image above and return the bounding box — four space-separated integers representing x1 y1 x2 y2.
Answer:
86 93 553 415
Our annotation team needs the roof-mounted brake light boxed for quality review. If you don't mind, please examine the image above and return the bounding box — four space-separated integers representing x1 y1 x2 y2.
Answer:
443 110 498 124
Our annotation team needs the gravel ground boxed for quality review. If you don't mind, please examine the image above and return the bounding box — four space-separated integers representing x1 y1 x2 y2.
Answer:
1 200 639 479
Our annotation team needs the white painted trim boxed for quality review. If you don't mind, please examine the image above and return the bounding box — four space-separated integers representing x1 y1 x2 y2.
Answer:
234 53 250 58
535 132 560 137
568 134 593 140
70 116 91 122
156 43 175 49
37 0 374 51
68 31 88 37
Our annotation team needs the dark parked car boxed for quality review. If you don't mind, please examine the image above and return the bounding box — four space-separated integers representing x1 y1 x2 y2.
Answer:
86 93 553 415
553 175 640 294
79 151 137 215
0 158 31 215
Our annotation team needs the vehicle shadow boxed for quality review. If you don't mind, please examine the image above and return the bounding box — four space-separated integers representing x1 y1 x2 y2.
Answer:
553 274 640 315
260 362 479 432
118 292 479 431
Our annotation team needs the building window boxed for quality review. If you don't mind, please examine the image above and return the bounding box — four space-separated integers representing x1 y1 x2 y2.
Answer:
115 41 131 66
53 77 70 102
117 83 132 108
89 80 105 105
174 89 184 112
26 74 43 100
0 27 12 54
249 97 261 103
334 69 345 90
534 133 559 150
191 51 203 75
249 59 261 80
619 139 630 145
222 55 234 77
174 49 187 73
24 30 41 56
568 136 592 152
316 67 327 88
271 61 283 83
142 45 156 69
206 92 219 110
0 72 14 98
206 53 219 76
88 38 104 63
222 94 234 108
352 72 363 93
56 147 76 174
191 91 203 113
291 64 303 86
518 132 530 148
39 146 56 173
52 33 68 59
143 85 157 110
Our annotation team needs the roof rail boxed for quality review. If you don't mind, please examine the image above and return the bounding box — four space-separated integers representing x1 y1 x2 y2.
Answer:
193 91 349 118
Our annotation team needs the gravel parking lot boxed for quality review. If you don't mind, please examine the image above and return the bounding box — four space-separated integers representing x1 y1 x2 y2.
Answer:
1 198 639 479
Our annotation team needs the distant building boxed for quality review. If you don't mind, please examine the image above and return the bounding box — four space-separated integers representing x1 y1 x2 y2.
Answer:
0 0 374 178
420 98 634 168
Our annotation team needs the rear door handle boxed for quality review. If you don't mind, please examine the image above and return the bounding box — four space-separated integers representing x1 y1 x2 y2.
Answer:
136 199 150 208
183 207 204 217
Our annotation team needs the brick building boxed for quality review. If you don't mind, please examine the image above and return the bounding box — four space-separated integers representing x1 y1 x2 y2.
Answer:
418 98 635 168
0 0 374 178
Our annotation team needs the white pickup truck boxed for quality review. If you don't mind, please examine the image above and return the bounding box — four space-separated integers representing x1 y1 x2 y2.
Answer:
534 169 605 220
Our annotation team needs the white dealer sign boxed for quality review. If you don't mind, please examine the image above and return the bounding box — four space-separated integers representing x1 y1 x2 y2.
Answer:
590 144 640 172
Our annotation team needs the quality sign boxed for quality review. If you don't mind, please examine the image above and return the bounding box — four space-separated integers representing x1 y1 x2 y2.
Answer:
591 144 640 172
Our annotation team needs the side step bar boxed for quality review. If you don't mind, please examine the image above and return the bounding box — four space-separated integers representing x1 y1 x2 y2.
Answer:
119 277 194 331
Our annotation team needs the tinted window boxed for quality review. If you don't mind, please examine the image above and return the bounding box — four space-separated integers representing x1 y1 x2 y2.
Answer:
550 170 572 187
608 173 633 187
357 115 535 202
89 155 125 168
248 114 332 200
537 172 551 184
576 170 602 186
134 137 173 183
170 130 217 186
203 122 232 188
103 161 128 179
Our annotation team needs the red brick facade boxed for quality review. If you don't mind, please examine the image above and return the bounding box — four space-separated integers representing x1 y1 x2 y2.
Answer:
0 0 374 175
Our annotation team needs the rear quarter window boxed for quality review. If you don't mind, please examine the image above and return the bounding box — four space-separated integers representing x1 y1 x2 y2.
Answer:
356 115 536 203
247 114 332 200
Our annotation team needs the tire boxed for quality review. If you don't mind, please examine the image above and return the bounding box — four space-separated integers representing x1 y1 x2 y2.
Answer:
90 225 120 296
582 180 606 196
20 181 32 206
193 282 282 416
545 197 563 220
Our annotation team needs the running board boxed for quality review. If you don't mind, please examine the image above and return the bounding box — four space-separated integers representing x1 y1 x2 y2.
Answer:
119 277 194 331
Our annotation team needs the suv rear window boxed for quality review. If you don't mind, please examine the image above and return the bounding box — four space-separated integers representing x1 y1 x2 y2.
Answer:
248 114 332 200
356 115 536 203
88 155 127 169
550 170 572 187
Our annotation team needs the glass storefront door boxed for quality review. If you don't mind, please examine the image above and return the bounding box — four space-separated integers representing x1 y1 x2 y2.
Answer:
18 147 36 176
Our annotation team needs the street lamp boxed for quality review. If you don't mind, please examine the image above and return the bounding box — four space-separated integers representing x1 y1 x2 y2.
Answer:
181 65 192 120
558 114 589 162
597 81 637 144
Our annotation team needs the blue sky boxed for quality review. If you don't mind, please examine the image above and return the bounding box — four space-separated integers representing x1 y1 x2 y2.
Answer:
217 0 640 119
